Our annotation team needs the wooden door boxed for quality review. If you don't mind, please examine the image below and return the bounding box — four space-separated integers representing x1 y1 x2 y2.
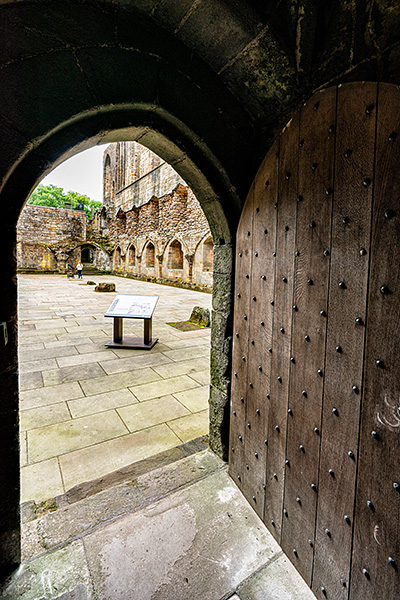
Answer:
229 82 400 600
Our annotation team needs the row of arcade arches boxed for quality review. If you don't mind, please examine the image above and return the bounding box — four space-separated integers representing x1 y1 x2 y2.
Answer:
113 234 213 285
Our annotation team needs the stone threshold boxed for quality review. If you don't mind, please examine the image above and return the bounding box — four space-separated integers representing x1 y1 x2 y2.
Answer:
21 447 225 562
21 435 210 524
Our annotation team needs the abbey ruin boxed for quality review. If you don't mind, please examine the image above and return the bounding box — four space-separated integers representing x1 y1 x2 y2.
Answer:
17 142 213 289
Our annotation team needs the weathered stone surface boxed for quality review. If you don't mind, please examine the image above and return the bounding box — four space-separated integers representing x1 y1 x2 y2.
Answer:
17 205 86 273
84 470 280 600
239 554 317 600
188 305 210 327
24 450 222 553
0 541 94 600
208 385 230 461
94 282 115 292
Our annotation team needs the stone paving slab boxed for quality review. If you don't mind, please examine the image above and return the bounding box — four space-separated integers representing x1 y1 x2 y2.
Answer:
80 367 161 396
24 450 223 555
17 341 45 351
152 356 210 378
9 451 316 600
105 341 172 357
56 349 118 368
238 554 316 600
21 457 64 503
188 369 210 385
168 409 209 443
117 395 190 432
67 388 138 419
20 402 70 431
100 351 173 375
129 374 199 402
172 386 209 412
44 336 106 348
74 341 121 354
18 372 43 392
28 410 129 463
59 424 182 491
42 362 106 386
19 358 58 374
20 381 83 410
162 336 210 350
20 432 27 467
163 345 210 362
19 345 78 362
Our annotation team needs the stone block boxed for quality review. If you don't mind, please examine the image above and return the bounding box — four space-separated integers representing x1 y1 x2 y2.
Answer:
188 306 210 327
208 385 230 461
94 282 115 292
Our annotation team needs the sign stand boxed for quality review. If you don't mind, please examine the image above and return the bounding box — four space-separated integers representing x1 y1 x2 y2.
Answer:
104 294 159 350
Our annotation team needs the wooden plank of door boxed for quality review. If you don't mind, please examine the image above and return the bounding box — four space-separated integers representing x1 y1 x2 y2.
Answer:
281 86 336 585
229 182 254 493
243 138 279 517
349 82 400 600
312 82 377 600
264 112 299 543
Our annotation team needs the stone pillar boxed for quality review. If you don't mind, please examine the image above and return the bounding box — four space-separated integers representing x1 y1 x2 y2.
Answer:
185 252 194 281
0 225 21 578
55 249 70 274
209 242 234 461
156 254 163 278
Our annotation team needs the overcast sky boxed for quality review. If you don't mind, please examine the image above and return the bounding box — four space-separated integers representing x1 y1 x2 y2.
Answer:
41 145 108 204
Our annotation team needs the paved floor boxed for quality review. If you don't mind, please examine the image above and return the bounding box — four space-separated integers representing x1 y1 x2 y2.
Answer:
4 450 316 600
18 274 211 505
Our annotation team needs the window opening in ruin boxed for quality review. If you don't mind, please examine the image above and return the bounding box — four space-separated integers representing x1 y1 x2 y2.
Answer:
168 239 184 270
104 154 111 204
114 246 122 269
202 237 213 271
145 242 155 268
128 245 136 267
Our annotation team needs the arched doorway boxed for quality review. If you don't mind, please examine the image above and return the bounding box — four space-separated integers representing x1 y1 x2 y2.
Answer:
81 246 93 263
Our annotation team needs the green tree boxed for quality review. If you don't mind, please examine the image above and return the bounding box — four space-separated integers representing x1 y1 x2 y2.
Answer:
28 184 102 218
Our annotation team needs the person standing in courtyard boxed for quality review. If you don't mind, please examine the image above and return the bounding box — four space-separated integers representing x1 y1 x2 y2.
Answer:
77 261 83 279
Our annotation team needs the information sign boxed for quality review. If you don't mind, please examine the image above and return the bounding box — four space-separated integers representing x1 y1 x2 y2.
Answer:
105 294 159 319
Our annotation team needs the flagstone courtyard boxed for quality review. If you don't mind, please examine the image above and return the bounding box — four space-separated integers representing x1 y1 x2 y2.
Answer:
11 274 316 600
18 274 211 506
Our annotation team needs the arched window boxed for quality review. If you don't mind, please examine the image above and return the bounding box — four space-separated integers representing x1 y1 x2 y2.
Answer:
202 237 213 271
168 239 183 269
104 154 111 202
145 242 155 268
129 245 136 266
116 208 126 233
114 247 121 269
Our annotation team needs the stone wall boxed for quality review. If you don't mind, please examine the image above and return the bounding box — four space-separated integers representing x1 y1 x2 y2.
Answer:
103 141 184 213
95 142 213 287
17 143 213 288
17 205 87 273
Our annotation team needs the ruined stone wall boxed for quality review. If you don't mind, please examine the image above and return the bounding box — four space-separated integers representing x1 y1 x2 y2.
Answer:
98 142 213 287
103 141 184 213
17 143 213 286
17 205 87 272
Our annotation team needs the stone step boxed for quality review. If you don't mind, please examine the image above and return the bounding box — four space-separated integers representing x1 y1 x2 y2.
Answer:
21 446 223 561
8 448 316 600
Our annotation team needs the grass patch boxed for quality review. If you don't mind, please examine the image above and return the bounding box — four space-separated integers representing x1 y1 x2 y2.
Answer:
167 321 208 332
